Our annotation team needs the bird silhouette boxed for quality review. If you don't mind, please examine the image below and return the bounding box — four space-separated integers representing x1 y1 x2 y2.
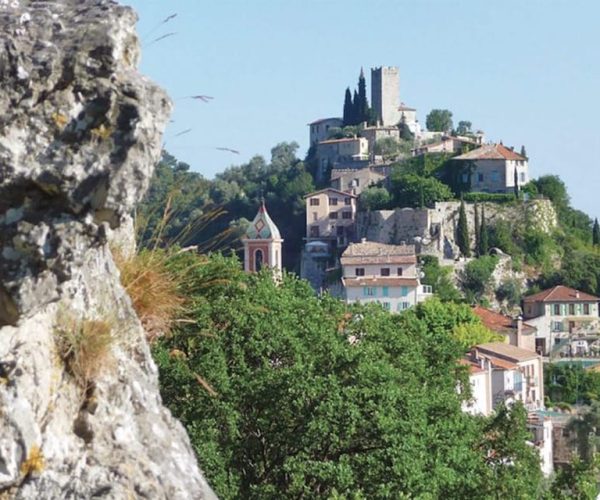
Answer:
216 147 240 155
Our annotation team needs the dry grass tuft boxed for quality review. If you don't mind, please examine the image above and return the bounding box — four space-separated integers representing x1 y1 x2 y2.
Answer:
20 445 45 476
114 249 185 342
55 316 114 389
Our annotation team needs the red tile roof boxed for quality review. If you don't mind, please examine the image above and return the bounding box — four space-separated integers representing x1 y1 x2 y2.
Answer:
472 306 536 335
342 277 419 287
459 357 486 374
523 285 599 303
453 143 526 161
303 188 358 199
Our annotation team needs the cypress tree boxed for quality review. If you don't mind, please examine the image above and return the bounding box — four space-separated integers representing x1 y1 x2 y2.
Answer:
343 87 353 126
520 145 527 158
473 203 480 256
352 89 360 126
357 68 370 124
456 199 471 257
593 218 600 246
513 167 519 199
480 205 489 255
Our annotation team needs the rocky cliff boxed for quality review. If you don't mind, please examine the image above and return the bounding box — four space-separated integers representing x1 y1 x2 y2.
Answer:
0 1 215 498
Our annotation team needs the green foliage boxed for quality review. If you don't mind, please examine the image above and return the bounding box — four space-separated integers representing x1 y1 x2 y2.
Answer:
426 109 453 132
523 230 559 270
419 255 462 302
359 186 391 211
455 120 472 136
545 363 600 405
389 172 453 208
140 144 314 271
549 456 600 499
342 87 353 126
479 205 489 256
356 68 370 124
593 218 600 246
155 254 544 499
327 125 360 140
567 402 600 464
398 114 414 141
462 192 515 203
473 203 480 256
456 199 471 257
460 256 499 302
373 137 409 161
452 322 503 351
495 278 523 308
533 175 570 214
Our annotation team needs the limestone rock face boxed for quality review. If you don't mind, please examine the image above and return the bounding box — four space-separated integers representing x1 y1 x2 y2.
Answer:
0 1 216 498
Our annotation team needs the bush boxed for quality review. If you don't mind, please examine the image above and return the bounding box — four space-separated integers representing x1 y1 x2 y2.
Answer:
495 278 523 307
463 193 515 204
420 255 462 302
359 186 391 211
460 256 499 302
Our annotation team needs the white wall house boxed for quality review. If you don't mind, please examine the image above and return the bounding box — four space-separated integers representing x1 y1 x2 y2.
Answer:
340 240 431 313
453 143 529 194
460 357 493 416
304 188 358 245
523 285 600 356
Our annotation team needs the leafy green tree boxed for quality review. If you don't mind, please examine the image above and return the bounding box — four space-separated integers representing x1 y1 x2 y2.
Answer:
154 254 544 499
419 255 462 302
342 87 353 126
456 199 471 257
548 456 600 499
452 322 503 351
352 89 360 126
533 175 570 215
495 278 523 308
455 120 472 136
460 256 498 302
473 204 480 256
398 114 414 141
479 205 489 255
373 137 404 160
593 218 600 246
426 109 453 132
389 172 453 208
567 402 600 464
359 186 391 211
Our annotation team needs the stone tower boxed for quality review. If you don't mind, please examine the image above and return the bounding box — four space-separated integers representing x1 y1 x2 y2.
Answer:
243 201 283 274
371 66 401 127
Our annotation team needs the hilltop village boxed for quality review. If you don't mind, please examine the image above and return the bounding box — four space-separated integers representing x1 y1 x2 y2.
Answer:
234 66 600 477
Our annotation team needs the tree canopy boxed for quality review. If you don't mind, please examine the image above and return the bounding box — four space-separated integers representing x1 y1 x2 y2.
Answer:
426 109 453 132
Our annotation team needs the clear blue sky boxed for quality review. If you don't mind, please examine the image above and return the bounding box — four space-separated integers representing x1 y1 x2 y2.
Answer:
125 0 599 220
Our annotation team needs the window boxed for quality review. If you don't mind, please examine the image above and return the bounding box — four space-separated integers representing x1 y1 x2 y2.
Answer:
353 178 360 187
363 287 376 297
382 286 389 297
401 286 409 297
553 304 561 315
383 302 391 311
310 226 320 238
461 173 469 182
336 226 344 236
397 267 403 276
381 268 390 276
520 172 526 182
355 268 365 277
310 198 320 206
478 173 484 182
569 304 575 315
255 249 264 272
584 303 590 315
312 212 318 221
491 171 500 182
342 211 352 219
552 321 563 332
344 197 352 205
329 212 338 219
329 197 338 206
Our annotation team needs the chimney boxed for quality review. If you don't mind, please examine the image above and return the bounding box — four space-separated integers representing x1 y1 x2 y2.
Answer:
516 315 523 348
576 291 580 299
361 237 367 244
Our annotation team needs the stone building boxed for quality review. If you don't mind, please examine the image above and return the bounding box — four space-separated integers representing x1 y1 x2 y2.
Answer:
330 166 389 196
453 143 529 193
340 240 432 312
315 137 369 181
371 66 401 127
242 202 283 275
304 188 358 245
308 117 343 145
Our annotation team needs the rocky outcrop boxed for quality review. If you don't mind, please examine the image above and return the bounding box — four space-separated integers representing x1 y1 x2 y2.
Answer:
0 1 215 498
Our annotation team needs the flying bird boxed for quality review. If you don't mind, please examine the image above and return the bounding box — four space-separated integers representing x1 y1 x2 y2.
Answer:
149 32 176 45
189 95 214 102
174 128 192 137
216 147 240 155
142 12 178 41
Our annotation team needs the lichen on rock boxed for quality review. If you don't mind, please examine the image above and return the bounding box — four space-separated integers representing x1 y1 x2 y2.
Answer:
0 1 216 498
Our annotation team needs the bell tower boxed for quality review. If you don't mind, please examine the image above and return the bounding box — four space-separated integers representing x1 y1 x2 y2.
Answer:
243 201 283 274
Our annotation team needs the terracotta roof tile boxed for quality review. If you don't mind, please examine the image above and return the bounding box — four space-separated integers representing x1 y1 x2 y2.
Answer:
472 306 536 335
523 285 599 303
454 143 526 161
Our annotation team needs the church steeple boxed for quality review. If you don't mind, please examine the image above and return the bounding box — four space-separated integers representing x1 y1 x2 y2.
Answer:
242 201 283 274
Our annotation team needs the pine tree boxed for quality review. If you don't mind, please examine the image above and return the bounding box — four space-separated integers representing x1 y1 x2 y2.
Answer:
456 199 471 257
343 87 353 126
357 68 370 124
474 203 480 256
480 205 489 255
514 167 519 199
593 218 600 246
399 114 415 141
